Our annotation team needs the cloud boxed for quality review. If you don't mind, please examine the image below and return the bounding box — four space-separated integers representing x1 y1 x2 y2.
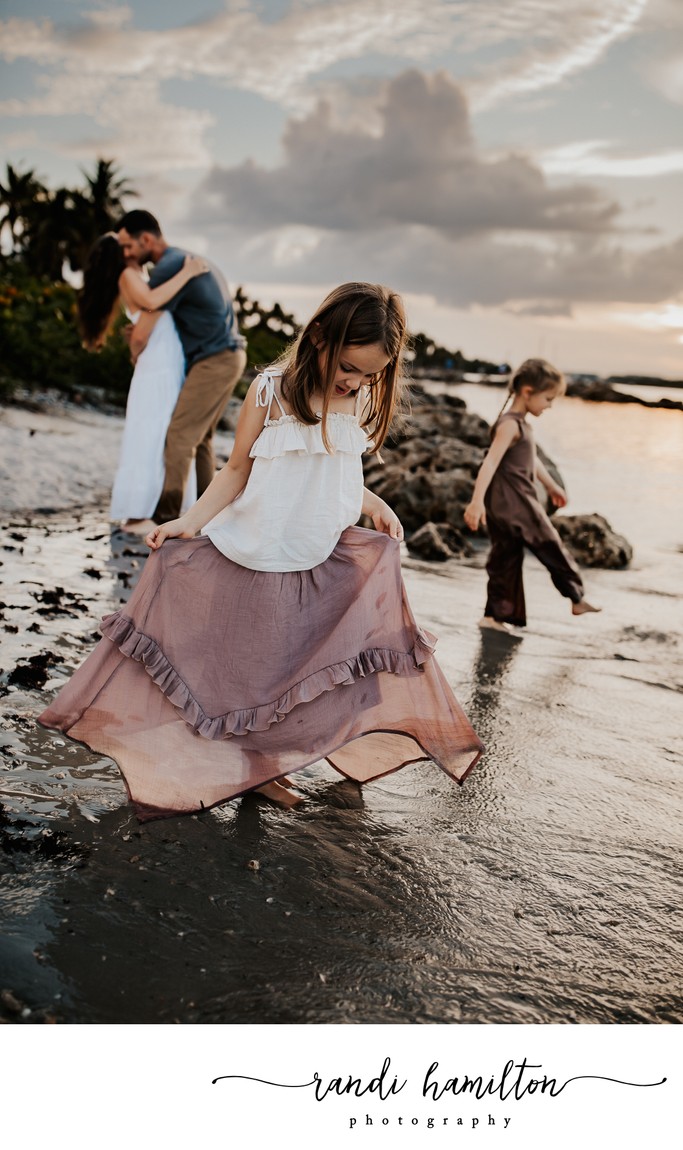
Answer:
539 139 683 178
506 301 575 318
211 221 683 311
0 1 654 182
197 70 620 239
0 0 651 114
465 0 648 109
186 65 683 312
62 78 215 172
645 52 683 105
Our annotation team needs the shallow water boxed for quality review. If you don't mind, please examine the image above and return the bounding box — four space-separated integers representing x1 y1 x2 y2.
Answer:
1 396 682 1025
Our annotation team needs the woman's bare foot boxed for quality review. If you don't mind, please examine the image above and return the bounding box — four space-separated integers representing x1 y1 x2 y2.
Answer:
478 616 515 633
572 600 601 615
254 780 304 808
121 518 157 536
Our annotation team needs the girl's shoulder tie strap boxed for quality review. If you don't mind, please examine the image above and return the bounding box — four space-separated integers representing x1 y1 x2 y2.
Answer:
255 368 286 424
255 368 275 410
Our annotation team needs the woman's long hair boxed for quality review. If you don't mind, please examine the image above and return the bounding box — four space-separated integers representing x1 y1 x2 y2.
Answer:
276 282 408 454
78 234 126 350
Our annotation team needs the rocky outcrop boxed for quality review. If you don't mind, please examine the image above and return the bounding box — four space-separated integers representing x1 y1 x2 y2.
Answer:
566 379 683 411
363 387 489 535
405 521 471 562
552 513 633 568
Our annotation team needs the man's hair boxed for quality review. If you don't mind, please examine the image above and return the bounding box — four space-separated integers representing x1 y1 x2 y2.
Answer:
117 209 162 237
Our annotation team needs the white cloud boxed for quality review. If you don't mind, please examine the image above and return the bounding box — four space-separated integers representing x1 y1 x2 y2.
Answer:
0 0 652 115
645 52 683 104
0 0 656 187
466 0 648 109
539 140 683 178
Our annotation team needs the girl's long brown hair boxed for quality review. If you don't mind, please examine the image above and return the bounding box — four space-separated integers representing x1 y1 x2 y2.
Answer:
78 234 126 350
277 282 408 454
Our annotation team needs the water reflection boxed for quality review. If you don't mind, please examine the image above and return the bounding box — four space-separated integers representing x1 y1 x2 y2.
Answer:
467 629 522 743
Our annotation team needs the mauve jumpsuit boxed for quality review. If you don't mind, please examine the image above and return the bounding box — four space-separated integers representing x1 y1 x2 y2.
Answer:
483 411 584 626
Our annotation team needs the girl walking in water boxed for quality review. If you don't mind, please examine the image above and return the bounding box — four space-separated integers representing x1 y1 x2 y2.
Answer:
464 358 600 632
40 283 482 819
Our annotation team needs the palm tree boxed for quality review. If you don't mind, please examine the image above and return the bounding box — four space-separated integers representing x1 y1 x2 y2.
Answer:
84 158 137 229
68 158 138 270
0 163 47 254
26 186 83 280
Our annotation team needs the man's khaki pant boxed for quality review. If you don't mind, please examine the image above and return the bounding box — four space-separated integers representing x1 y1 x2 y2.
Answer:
153 346 247 523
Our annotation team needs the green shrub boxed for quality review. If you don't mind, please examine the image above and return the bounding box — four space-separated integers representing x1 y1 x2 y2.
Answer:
0 263 132 405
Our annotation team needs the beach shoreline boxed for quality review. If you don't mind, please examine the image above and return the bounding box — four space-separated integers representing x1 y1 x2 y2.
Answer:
1 401 681 1025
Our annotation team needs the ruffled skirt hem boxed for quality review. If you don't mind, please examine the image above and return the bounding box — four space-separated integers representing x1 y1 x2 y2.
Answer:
38 527 482 820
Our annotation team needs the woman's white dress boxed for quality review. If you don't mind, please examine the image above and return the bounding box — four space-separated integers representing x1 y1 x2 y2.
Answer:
109 310 197 520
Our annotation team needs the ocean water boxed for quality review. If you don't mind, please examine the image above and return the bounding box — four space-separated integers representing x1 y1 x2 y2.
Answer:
0 394 681 1025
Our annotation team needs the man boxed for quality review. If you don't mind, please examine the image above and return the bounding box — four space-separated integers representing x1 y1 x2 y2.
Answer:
117 209 247 523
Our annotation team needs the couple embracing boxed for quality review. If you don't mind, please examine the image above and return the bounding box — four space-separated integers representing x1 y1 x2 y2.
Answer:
79 209 246 532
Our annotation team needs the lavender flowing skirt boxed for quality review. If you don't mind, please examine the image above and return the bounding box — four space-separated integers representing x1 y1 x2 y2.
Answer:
39 527 482 820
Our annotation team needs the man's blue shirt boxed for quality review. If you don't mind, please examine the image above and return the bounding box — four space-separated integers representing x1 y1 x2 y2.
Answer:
148 247 246 368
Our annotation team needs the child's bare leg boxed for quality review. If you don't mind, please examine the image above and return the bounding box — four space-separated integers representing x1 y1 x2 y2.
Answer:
479 616 516 633
254 780 304 808
572 600 601 615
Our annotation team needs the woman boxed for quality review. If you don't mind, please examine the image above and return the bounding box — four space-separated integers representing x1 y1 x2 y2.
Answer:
78 234 208 533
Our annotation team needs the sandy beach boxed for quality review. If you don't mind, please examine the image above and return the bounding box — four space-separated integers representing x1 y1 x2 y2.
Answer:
1 393 681 1025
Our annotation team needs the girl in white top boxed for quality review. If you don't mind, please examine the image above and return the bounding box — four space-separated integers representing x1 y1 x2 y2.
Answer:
41 283 482 820
147 284 404 566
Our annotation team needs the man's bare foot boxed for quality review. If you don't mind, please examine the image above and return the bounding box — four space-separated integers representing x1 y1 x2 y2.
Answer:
478 616 516 633
253 780 304 808
121 518 157 536
572 600 601 615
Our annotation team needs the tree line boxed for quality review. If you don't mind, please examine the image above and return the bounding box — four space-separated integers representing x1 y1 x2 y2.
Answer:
0 158 504 403
0 159 134 280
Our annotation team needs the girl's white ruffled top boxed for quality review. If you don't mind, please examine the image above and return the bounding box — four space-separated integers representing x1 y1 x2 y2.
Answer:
202 369 370 571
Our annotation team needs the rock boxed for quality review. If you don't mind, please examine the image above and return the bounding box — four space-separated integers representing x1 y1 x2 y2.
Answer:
406 522 471 562
8 650 65 689
553 513 632 568
218 396 243 432
566 379 683 411
0 989 23 1014
365 385 489 534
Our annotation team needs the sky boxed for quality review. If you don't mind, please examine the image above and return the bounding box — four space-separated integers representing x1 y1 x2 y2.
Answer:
1 0 683 378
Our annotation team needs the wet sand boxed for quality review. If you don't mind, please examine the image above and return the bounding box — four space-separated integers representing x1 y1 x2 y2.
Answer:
1 401 682 1025
1 395 680 1025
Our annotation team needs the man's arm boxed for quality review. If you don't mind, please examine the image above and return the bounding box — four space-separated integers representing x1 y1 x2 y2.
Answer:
129 311 161 363
147 251 187 311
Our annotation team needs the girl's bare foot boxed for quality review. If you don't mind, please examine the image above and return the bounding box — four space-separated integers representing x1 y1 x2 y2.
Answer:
122 518 157 536
572 600 601 615
254 780 304 808
478 616 515 633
